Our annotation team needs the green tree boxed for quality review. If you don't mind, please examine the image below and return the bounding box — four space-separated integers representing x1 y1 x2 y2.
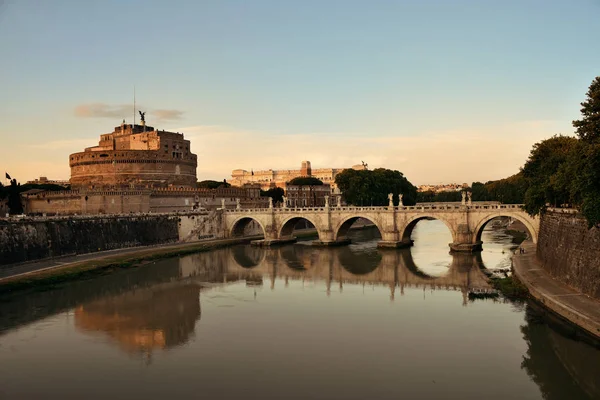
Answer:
484 173 528 204
260 187 284 204
335 168 417 206
197 179 231 189
288 176 323 186
572 76 600 142
6 178 24 215
521 135 579 215
470 182 490 201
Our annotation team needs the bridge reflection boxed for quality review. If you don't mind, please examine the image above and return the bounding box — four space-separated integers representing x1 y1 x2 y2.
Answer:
221 242 493 305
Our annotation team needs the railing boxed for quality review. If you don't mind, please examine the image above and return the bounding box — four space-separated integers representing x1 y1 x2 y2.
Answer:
0 209 210 223
223 204 526 213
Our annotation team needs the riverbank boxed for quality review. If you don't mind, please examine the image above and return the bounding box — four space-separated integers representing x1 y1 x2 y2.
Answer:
513 240 600 340
0 236 262 296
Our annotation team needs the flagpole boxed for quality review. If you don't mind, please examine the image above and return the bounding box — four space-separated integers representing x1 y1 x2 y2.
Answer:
133 85 136 127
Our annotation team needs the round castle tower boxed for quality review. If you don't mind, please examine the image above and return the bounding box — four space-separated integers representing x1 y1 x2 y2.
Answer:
69 121 197 189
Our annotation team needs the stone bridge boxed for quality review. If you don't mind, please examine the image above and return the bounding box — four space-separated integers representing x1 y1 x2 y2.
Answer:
223 202 538 252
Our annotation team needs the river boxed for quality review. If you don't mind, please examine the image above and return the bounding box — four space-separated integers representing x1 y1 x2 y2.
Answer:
0 220 598 399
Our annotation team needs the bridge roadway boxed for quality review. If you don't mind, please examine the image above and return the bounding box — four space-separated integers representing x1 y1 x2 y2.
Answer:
223 202 539 252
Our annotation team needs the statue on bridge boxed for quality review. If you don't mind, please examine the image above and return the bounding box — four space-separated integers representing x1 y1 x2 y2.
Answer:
268 197 273 209
467 192 472 206
337 196 342 208
399 194 403 206
324 196 329 208
388 193 393 208
221 198 226 209
282 195 287 208
236 198 241 210
461 191 467 205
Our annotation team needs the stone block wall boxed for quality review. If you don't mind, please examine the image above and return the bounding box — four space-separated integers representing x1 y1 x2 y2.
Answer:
0 211 230 266
537 210 600 299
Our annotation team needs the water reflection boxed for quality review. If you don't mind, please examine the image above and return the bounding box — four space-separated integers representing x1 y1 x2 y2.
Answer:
74 283 201 358
0 222 599 399
521 303 600 399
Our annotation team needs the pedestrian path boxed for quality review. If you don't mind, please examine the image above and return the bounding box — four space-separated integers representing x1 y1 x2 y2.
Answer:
513 241 600 339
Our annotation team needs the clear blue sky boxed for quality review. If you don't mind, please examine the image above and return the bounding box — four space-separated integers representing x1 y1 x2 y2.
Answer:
1 0 599 184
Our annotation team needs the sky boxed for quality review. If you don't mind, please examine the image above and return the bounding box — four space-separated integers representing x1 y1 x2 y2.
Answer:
0 0 599 185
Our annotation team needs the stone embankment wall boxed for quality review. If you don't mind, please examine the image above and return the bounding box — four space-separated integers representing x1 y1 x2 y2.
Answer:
537 209 600 299
0 211 228 266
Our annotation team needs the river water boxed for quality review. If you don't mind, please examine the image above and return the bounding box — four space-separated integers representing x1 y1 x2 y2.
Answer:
0 220 599 400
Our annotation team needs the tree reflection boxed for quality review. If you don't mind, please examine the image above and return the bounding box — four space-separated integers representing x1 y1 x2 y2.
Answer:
520 303 600 400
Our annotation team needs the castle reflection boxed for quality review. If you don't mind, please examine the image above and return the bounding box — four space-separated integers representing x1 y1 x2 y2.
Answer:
75 283 201 358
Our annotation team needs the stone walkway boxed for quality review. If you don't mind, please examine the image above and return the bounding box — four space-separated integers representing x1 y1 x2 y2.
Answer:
513 240 600 339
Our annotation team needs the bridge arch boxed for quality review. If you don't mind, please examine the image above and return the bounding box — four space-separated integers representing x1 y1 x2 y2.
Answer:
334 215 383 241
473 212 538 244
336 245 382 275
231 246 266 268
278 216 318 239
401 215 456 243
230 216 266 238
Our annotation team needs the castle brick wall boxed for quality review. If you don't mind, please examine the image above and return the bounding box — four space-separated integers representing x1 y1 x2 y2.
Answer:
537 210 600 299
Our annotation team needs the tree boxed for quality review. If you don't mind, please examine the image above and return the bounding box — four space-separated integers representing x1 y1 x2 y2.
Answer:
483 173 528 204
521 135 579 216
260 187 284 204
197 179 231 189
335 168 417 206
287 176 323 186
470 182 490 202
573 76 600 142
6 178 23 215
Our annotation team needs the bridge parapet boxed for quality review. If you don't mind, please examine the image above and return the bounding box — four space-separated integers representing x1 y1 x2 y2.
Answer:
224 203 524 213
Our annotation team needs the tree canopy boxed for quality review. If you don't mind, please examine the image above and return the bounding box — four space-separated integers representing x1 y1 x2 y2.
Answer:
287 176 324 186
573 76 600 143
518 76 600 226
197 179 231 189
260 187 284 204
335 168 417 206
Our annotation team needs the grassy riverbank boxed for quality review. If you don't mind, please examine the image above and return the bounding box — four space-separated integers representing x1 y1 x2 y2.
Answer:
0 237 258 296
489 276 529 300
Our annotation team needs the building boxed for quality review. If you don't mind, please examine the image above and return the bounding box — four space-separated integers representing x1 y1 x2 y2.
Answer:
229 160 367 195
284 183 332 208
69 121 197 189
25 177 70 187
20 120 266 215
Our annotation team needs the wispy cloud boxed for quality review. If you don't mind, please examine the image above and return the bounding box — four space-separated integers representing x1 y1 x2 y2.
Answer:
74 103 132 119
153 109 184 121
74 103 185 122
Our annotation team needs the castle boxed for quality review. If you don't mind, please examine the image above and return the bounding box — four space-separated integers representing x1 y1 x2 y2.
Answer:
22 120 264 215
69 122 197 189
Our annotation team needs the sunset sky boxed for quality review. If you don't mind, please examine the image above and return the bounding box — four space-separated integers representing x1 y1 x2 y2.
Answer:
1 0 599 185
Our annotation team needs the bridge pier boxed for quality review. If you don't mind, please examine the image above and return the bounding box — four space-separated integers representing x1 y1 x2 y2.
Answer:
251 237 297 247
449 241 483 253
313 238 352 247
377 239 413 249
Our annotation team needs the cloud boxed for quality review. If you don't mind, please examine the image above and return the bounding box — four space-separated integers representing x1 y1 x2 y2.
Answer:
152 109 184 121
74 103 184 122
74 103 132 119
